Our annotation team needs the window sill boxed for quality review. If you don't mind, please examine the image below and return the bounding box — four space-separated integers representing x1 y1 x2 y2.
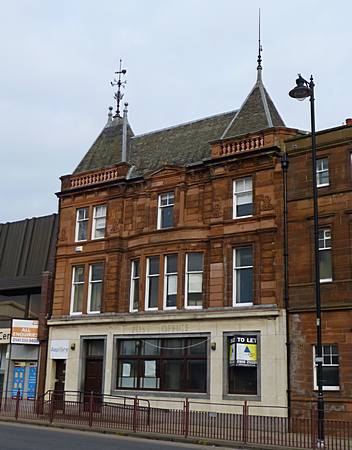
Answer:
317 184 330 188
232 215 253 220
70 312 82 316
233 302 253 307
185 305 203 310
223 393 261 402
320 279 333 284
112 389 209 399
314 387 340 391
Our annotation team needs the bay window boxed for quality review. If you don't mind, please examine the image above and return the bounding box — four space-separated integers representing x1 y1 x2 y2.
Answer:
185 253 203 308
164 254 178 309
145 256 160 310
233 247 253 305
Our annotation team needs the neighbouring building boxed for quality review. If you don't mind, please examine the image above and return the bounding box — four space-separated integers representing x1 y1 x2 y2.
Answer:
287 121 352 419
0 214 58 399
45 54 302 415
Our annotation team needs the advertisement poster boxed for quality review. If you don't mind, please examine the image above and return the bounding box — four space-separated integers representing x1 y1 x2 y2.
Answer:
27 363 37 400
12 362 25 398
11 319 39 345
229 336 257 367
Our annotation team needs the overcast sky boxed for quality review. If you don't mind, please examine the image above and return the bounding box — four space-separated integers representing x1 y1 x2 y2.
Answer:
1 1 351 222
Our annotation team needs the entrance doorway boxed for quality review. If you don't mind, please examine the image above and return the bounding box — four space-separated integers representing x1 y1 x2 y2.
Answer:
83 339 104 410
53 360 66 410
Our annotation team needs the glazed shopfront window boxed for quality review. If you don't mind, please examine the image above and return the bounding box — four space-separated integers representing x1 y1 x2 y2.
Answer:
116 337 207 392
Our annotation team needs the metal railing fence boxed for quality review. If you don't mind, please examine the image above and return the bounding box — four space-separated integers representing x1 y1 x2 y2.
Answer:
0 390 350 450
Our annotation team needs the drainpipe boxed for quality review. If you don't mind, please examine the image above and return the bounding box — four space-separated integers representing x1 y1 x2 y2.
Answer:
121 102 128 162
281 151 291 418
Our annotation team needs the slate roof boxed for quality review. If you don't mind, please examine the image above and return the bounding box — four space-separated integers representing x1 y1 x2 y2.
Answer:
0 214 58 291
73 70 285 176
221 72 285 139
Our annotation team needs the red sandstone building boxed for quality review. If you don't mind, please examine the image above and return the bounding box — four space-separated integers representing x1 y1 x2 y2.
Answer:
287 123 352 418
44 55 352 418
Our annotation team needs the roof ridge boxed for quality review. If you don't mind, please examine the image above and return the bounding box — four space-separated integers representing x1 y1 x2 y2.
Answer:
258 82 273 127
132 109 237 140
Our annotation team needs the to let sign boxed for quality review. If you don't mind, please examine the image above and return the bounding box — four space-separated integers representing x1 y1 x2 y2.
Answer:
11 320 39 345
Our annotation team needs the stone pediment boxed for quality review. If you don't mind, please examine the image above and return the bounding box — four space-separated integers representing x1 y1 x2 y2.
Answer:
146 164 185 180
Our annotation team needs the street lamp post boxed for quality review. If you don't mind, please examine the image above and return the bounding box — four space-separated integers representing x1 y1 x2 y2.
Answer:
289 74 324 446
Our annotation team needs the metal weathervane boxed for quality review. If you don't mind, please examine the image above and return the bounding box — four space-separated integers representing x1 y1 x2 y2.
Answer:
111 59 127 118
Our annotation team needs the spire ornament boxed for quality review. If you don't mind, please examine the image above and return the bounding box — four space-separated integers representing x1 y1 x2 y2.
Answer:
111 59 127 118
257 9 263 79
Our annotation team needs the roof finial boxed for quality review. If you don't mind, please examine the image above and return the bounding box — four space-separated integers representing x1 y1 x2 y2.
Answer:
111 59 127 118
108 106 113 122
257 8 263 80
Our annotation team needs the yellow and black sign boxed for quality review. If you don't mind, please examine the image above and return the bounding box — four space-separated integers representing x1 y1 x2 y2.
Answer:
229 335 257 367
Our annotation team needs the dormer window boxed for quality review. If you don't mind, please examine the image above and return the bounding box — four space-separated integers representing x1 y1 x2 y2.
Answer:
157 192 174 229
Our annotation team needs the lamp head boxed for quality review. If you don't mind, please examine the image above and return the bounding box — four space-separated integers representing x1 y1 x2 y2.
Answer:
289 74 312 101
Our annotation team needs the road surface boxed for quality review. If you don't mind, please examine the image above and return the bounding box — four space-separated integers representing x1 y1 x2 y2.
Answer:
0 421 239 450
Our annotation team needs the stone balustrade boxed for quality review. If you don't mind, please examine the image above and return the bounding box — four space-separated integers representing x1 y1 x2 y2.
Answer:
69 166 125 189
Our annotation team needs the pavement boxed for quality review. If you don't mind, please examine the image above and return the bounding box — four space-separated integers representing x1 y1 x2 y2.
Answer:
0 421 242 450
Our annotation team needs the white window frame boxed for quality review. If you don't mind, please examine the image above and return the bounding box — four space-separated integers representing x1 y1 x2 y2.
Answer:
157 192 174 230
185 253 203 310
233 247 253 307
75 207 89 242
319 228 332 283
129 260 140 312
313 345 339 391
87 263 103 314
145 256 159 311
316 158 329 188
233 177 253 219
163 254 178 310
92 205 107 240
70 266 84 316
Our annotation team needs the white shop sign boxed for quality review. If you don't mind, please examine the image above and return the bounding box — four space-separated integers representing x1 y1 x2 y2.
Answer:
0 328 11 344
50 340 69 359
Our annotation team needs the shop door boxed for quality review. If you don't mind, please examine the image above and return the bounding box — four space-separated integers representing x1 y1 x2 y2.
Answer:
53 360 66 410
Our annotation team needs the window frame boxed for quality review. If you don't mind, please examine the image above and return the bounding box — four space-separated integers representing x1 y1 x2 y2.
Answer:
318 228 332 283
316 157 329 188
129 259 140 312
87 262 104 314
145 256 160 311
157 192 175 230
185 253 204 310
233 177 253 219
70 265 85 316
75 207 89 242
163 254 178 310
92 205 107 240
233 247 253 307
313 345 339 391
